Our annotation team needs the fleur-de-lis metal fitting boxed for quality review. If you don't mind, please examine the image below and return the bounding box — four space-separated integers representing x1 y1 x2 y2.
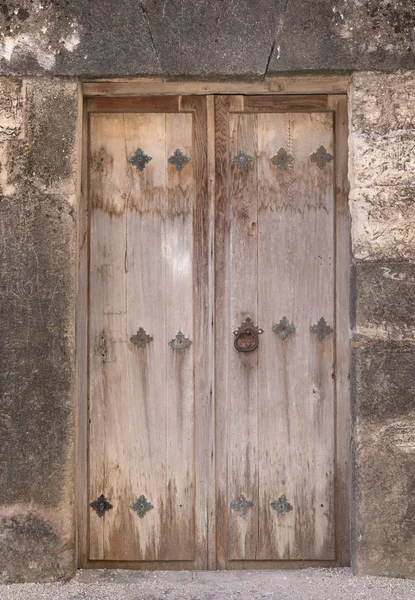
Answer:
128 148 152 171
130 495 153 518
90 494 113 518
310 317 333 341
310 145 333 169
231 494 254 518
130 327 153 350
231 148 254 171
168 149 191 171
272 316 296 340
270 148 294 171
169 331 192 355
270 495 293 517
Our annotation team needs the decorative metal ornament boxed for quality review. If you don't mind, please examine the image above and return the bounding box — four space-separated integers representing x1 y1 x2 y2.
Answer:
130 327 153 350
231 494 254 518
90 494 113 518
231 148 254 171
270 495 293 517
272 316 296 340
168 149 191 171
233 317 264 353
169 331 193 355
310 145 333 169
270 148 294 171
130 495 154 518
128 148 152 171
310 317 333 341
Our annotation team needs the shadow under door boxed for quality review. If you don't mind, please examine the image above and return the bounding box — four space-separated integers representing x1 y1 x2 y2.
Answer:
81 94 350 569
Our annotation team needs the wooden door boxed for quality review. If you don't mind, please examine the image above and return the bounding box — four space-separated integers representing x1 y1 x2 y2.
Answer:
80 93 349 569
84 96 211 567
215 95 350 568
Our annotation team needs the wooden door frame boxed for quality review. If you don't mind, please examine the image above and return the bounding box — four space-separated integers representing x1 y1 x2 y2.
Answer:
77 79 350 570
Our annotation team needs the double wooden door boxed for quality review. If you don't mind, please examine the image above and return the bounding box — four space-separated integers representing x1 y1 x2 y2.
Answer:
80 94 350 569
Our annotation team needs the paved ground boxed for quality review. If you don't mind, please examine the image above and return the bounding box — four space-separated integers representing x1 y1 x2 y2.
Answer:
2 568 415 600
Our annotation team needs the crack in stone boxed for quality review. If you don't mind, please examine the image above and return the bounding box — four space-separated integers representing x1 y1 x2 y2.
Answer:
139 0 163 73
262 0 290 80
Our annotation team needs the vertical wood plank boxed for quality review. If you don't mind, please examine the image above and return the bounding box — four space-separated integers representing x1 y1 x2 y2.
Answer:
227 112 259 561
76 94 89 568
163 112 195 559
328 95 351 566
257 112 336 560
104 112 167 561
89 113 129 559
180 95 212 569
214 96 244 569
206 95 216 570
257 112 295 560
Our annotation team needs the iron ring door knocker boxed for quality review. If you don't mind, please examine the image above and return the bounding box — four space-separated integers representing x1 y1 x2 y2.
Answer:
233 317 264 353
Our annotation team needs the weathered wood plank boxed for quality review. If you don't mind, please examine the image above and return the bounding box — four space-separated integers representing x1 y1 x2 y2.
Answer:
214 95 245 569
83 76 350 97
328 94 351 566
180 95 212 569
257 112 336 560
163 111 195 559
227 112 259 561
244 95 329 112
104 112 167 561
89 113 129 559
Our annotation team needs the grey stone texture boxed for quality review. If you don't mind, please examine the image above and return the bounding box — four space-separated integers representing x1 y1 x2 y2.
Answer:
0 78 79 582
0 0 414 78
3 568 415 600
349 72 415 579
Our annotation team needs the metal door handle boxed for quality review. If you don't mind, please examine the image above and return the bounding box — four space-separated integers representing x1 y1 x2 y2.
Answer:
233 317 263 353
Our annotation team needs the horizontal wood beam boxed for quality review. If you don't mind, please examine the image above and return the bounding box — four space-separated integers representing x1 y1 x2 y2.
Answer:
82 75 350 97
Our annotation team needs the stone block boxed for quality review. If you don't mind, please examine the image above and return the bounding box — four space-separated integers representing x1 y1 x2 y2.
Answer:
350 185 415 262
354 262 415 342
0 511 75 583
23 79 79 197
353 345 415 422
353 347 415 578
349 131 415 188
0 191 77 582
350 72 415 135
0 0 414 77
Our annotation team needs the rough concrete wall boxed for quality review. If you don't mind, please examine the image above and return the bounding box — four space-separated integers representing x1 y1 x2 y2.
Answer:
349 71 415 578
0 0 414 78
0 78 79 582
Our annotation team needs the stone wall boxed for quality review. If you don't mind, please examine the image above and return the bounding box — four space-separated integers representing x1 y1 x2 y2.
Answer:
0 2 414 581
0 78 80 582
0 1 414 78
349 71 415 578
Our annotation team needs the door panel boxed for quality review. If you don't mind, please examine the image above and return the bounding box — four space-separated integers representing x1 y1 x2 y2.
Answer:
215 97 337 566
88 98 209 565
82 94 350 570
